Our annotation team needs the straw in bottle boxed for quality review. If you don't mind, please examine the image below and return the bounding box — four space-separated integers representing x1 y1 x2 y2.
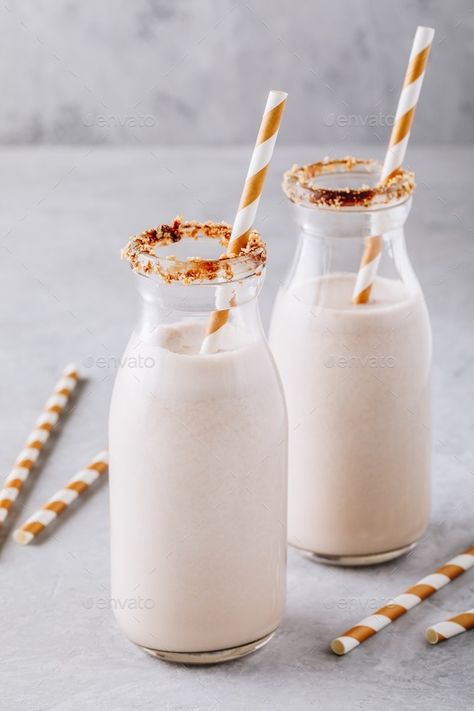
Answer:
0 364 79 527
200 90 287 354
331 544 474 655
352 26 435 304
426 608 474 645
14 450 109 545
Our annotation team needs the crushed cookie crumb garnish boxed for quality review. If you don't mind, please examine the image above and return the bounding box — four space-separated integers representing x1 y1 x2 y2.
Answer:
121 217 266 284
283 157 415 209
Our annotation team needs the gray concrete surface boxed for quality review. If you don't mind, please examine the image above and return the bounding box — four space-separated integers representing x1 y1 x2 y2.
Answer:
0 146 472 710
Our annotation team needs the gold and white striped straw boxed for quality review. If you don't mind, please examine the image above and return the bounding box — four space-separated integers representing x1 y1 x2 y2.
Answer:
331 544 474 655
200 89 287 354
14 450 108 545
352 26 435 304
0 364 79 528
426 608 474 645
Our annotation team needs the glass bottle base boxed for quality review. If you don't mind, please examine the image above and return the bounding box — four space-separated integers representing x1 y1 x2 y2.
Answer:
293 540 417 566
140 629 276 665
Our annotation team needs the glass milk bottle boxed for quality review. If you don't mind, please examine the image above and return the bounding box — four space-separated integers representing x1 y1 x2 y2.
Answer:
270 158 431 566
109 219 287 663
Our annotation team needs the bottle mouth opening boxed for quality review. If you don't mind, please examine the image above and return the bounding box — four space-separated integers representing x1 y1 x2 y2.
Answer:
121 217 267 285
283 157 415 210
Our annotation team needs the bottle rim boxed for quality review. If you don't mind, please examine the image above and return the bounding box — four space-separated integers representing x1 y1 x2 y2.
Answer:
283 157 415 212
122 217 267 285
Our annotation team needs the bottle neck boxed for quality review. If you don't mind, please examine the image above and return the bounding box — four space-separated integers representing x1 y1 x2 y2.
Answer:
134 274 265 349
284 202 419 296
292 197 412 239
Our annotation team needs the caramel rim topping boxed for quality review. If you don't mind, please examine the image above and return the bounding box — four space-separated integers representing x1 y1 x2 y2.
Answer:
283 157 416 209
122 217 267 284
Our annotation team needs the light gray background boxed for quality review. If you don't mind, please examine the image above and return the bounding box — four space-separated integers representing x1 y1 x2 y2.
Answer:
1 0 473 146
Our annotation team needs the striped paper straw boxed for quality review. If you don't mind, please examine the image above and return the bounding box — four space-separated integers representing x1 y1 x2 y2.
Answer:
200 90 287 354
14 450 108 545
426 608 474 645
331 544 474 655
352 26 435 304
0 364 79 527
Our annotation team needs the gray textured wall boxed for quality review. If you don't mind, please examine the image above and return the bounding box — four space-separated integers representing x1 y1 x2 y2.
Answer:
1 0 473 145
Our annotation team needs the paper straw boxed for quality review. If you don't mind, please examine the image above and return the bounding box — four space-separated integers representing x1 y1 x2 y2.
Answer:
14 450 108 544
331 544 474 656
200 90 287 354
0 364 79 528
352 26 435 304
426 608 474 645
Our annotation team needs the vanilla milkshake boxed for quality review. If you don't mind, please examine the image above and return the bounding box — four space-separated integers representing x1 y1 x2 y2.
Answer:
109 219 287 662
270 273 431 560
270 158 432 564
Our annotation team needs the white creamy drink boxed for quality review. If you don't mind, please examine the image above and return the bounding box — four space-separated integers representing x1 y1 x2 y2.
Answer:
110 322 287 653
109 219 287 662
270 273 431 559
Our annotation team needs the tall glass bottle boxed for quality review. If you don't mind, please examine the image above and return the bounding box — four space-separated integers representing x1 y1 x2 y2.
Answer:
109 219 287 663
270 159 431 565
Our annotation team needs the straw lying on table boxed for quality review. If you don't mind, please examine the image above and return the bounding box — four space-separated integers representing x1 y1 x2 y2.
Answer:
0 364 79 528
331 544 474 655
14 450 109 545
426 608 474 645
352 25 435 304
200 89 287 354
